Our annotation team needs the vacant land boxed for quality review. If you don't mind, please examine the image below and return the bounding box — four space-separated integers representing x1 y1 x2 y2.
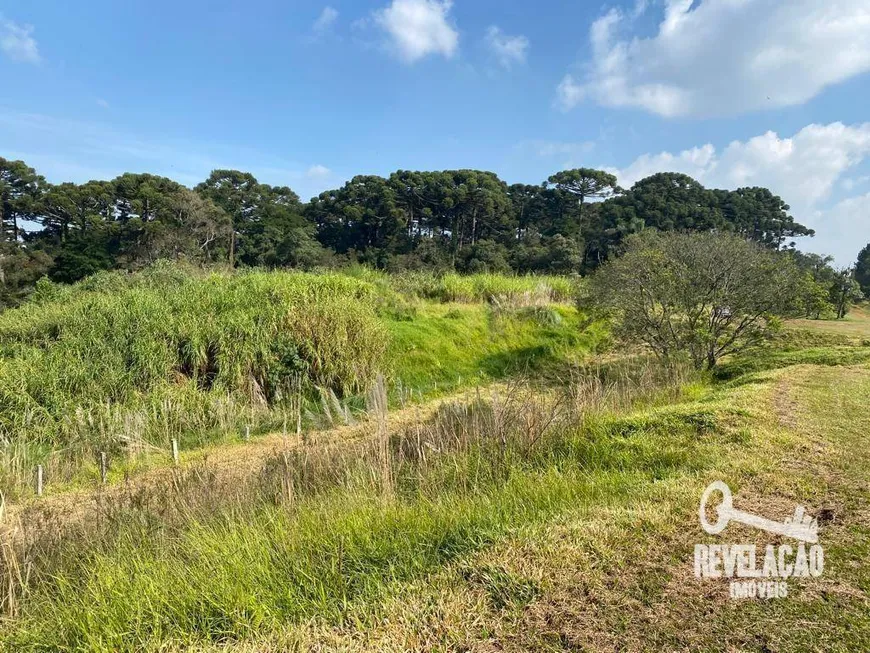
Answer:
0 266 595 500
1 274 868 652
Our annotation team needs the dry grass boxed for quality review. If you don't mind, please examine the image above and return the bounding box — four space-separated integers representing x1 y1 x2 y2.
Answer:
0 359 694 650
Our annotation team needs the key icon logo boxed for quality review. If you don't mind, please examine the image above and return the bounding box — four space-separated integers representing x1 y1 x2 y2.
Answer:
699 481 819 543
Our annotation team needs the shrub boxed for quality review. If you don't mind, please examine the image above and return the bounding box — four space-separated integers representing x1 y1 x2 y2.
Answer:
588 231 802 369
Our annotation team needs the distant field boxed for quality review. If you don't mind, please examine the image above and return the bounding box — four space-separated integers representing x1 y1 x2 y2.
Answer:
787 304 870 341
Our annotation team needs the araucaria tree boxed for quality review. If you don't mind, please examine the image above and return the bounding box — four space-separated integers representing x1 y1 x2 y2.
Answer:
589 231 802 369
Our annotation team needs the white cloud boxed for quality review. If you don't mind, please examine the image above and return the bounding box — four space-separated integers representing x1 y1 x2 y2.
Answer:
559 0 870 117
313 6 339 32
842 175 870 191
374 0 458 63
96 98 110 109
821 193 870 265
555 75 585 112
485 26 528 69
0 16 40 64
306 164 332 179
611 122 870 263
612 144 717 187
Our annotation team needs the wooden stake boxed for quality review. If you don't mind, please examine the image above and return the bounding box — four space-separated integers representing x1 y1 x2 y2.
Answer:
36 465 43 496
100 452 108 484
171 439 179 464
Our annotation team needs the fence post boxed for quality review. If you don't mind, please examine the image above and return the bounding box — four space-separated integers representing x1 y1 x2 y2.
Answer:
100 452 108 484
171 439 179 464
36 465 43 496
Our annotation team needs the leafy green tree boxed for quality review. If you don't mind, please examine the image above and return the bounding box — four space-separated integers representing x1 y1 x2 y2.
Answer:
620 172 721 231
242 200 326 268
196 169 318 268
794 272 835 319
48 238 114 283
308 175 406 257
588 231 802 369
855 243 870 297
35 181 118 281
0 241 52 308
830 269 863 319
392 170 514 264
789 251 838 318
40 181 115 244
594 172 721 264
0 155 829 292
109 174 231 267
510 230 583 274
716 187 814 248
440 170 514 263
456 239 511 273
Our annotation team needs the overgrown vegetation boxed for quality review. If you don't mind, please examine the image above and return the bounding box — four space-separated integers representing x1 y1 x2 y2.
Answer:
0 209 867 651
0 264 593 498
5 317 870 650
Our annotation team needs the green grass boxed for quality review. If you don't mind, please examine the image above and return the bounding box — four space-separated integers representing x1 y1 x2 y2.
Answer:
5 264 869 651
786 303 870 343
1 366 714 651
4 342 870 650
713 345 870 380
0 265 388 496
387 303 608 394
0 263 594 499
342 266 580 304
6 473 648 651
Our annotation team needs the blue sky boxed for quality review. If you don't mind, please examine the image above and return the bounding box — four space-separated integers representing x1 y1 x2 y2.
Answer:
2 0 869 263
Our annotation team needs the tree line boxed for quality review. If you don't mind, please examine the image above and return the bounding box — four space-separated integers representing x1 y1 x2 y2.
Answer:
1 155 864 312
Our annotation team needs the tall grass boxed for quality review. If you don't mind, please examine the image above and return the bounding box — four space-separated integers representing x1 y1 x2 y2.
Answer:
0 265 387 497
1 360 700 651
0 263 588 499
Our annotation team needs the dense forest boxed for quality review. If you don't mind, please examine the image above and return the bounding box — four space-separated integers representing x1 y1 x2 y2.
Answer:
2 155 865 310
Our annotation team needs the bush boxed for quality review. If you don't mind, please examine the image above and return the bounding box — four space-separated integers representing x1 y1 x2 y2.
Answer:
588 231 802 369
